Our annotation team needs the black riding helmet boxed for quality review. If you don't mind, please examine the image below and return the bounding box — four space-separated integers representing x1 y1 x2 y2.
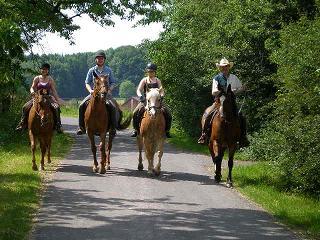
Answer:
146 63 157 71
95 50 106 59
40 63 50 70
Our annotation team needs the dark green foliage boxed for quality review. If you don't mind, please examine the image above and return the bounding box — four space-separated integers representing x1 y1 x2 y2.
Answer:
247 15 320 196
119 80 136 98
23 45 147 98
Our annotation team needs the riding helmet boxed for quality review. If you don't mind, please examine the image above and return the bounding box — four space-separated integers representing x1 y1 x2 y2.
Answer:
146 63 157 71
95 50 106 59
40 63 50 70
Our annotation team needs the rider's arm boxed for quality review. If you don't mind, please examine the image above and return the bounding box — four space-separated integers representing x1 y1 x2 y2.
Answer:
157 78 165 97
212 79 220 96
231 75 243 94
85 69 94 94
136 78 146 97
30 76 39 94
50 78 64 105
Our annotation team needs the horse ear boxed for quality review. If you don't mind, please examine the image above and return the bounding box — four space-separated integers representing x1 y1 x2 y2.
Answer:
93 71 98 78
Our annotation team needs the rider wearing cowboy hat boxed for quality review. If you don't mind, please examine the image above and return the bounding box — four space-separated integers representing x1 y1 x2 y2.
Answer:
198 57 249 147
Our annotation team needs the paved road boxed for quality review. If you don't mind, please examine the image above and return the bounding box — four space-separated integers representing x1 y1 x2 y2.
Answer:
30 117 299 240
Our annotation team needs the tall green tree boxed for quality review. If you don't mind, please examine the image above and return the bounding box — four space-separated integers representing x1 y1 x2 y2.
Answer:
119 80 136 99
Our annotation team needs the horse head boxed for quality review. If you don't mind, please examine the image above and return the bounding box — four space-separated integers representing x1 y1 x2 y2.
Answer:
92 71 109 100
217 84 237 121
146 88 162 118
33 90 52 127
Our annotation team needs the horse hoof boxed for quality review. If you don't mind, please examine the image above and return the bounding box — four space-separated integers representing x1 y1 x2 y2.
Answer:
154 170 161 177
138 164 144 171
32 165 38 171
214 175 221 183
106 165 111 170
226 182 233 188
147 170 154 176
99 167 106 174
92 166 98 173
40 165 45 171
47 159 51 164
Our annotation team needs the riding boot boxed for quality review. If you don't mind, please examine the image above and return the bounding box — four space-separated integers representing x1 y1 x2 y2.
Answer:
131 103 144 137
238 112 250 148
15 100 32 131
53 107 63 134
106 101 117 137
76 101 87 135
162 107 172 138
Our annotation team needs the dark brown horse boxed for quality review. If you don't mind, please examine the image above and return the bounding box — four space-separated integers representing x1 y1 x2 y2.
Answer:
137 88 166 176
84 72 111 174
208 84 241 187
28 89 54 171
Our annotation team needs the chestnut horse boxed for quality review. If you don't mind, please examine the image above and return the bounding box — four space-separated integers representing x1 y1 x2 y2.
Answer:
209 84 241 187
137 88 166 176
28 89 54 171
84 72 111 174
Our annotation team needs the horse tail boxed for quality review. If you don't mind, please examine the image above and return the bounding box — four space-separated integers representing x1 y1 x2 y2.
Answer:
117 111 132 130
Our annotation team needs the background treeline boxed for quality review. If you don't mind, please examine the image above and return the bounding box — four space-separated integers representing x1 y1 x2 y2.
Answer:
147 0 320 197
22 45 148 98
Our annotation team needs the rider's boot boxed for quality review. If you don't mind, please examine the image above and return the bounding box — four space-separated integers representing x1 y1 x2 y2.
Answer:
197 132 207 144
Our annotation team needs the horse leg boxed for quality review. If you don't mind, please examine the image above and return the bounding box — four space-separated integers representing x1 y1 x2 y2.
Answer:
226 145 236 188
39 139 46 171
145 149 154 176
106 132 114 171
29 131 38 171
88 132 98 173
99 133 107 174
154 140 164 176
47 136 52 164
137 135 144 171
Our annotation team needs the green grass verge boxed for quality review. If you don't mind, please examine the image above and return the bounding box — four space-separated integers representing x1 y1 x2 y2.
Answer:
233 162 320 239
0 132 73 240
169 128 319 239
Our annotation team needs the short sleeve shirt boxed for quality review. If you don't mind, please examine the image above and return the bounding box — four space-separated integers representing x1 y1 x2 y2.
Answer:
85 65 116 88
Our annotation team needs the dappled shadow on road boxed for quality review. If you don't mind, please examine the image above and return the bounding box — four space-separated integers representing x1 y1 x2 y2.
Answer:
31 185 297 240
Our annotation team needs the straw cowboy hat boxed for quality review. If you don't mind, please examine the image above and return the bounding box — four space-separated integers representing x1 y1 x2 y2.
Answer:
216 58 234 68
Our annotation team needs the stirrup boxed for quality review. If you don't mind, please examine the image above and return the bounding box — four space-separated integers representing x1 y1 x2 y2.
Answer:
130 130 138 137
197 134 207 144
76 128 85 135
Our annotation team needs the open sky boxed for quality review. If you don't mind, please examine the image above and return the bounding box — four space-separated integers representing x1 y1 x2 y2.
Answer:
32 15 164 55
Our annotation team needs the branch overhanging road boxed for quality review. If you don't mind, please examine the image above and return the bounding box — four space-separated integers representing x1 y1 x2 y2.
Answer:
30 117 299 240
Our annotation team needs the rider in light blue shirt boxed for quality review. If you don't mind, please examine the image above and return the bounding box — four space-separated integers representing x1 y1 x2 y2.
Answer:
85 65 116 89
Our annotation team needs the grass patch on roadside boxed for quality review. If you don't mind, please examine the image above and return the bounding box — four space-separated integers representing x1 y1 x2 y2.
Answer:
61 99 79 118
233 162 320 239
0 129 73 240
169 127 319 239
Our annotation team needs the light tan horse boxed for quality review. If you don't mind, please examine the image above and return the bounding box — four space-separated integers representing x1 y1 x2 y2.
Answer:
84 72 111 174
137 88 166 176
28 89 54 171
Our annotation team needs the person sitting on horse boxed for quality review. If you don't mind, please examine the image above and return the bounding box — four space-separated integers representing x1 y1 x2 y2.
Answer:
197 57 249 147
76 50 119 137
131 63 172 138
15 63 64 133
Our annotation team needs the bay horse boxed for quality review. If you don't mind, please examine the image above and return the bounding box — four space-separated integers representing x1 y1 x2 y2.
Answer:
209 84 241 187
137 88 166 176
28 89 54 171
84 72 110 174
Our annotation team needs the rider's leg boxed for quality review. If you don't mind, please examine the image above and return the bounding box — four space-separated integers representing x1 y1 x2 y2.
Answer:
238 112 250 148
76 95 91 135
106 100 117 137
198 103 216 144
162 105 172 138
15 100 33 131
51 103 63 133
131 103 145 137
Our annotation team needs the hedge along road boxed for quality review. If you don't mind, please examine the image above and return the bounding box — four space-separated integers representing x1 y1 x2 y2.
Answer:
30 117 299 240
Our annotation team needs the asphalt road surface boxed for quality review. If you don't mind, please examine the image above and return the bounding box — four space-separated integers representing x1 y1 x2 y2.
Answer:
30 117 299 240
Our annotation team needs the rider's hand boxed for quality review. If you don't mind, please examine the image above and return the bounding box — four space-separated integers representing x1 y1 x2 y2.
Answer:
89 89 94 94
139 95 145 103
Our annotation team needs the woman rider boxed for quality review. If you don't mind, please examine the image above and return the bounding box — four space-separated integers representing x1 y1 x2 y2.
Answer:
15 63 64 133
131 63 172 138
